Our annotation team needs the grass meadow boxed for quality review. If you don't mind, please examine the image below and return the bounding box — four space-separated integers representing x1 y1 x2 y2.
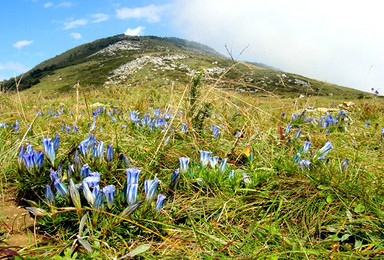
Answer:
1 79 384 259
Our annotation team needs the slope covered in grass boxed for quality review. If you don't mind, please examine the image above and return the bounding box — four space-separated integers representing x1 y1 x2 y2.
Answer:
1 77 384 258
1 35 368 98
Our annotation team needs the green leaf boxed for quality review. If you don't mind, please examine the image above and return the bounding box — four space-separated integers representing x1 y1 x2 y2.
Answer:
354 204 365 213
326 194 334 203
125 244 151 257
78 238 93 253
346 210 353 221
355 239 363 249
341 233 351 241
79 213 88 235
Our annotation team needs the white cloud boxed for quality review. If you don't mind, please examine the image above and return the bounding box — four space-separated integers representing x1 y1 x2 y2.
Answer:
171 0 384 92
91 13 109 23
57 1 73 8
0 62 30 73
44 1 72 8
64 19 87 30
70 32 82 39
43 2 53 8
124 26 145 36
116 4 168 23
13 40 34 49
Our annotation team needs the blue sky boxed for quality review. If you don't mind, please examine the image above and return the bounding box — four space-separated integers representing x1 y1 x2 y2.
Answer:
1 0 383 93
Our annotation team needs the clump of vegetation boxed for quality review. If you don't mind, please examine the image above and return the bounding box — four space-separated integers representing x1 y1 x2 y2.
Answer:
1 79 384 259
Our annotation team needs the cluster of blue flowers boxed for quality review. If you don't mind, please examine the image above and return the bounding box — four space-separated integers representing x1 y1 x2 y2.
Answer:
0 120 20 132
168 150 254 190
293 140 335 170
77 134 114 162
283 110 347 135
18 144 44 171
45 164 166 214
33 133 167 215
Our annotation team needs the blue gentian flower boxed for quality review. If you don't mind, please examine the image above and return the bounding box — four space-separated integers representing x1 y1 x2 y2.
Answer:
133 119 140 127
50 168 60 181
22 145 42 170
35 151 44 168
42 137 56 166
18 145 24 165
119 154 131 167
209 156 219 168
181 123 188 133
303 141 312 154
292 113 297 121
153 118 168 129
102 185 116 208
126 168 140 205
154 108 161 118
325 115 333 126
179 157 190 174
126 168 140 184
285 124 292 134
333 116 338 125
170 168 180 189
78 143 87 157
45 185 55 205
53 179 69 198
318 140 333 160
90 120 96 131
144 178 160 202
26 144 34 155
299 160 311 170
126 183 138 205
199 150 212 167
23 152 35 171
53 135 60 152
212 126 220 138
229 169 235 180
93 141 104 160
106 145 113 162
155 194 166 213
130 111 139 121
141 114 151 126
93 191 104 210
294 129 302 139
164 113 172 120
79 134 96 157
219 158 227 174
243 172 251 184
164 136 170 146
341 158 349 171
80 164 91 179
83 175 100 188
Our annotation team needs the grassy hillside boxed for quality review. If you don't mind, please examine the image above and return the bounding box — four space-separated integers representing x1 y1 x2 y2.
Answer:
1 77 384 258
2 35 368 98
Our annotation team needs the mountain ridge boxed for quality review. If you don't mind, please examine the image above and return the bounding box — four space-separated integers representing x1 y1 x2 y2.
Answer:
1 34 367 98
